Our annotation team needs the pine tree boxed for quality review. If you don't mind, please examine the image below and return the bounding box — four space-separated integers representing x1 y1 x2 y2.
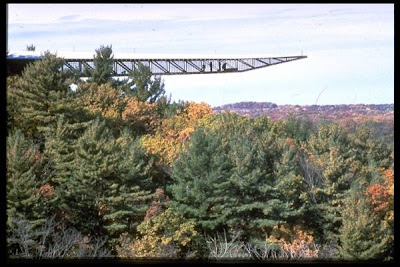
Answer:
41 116 84 223
305 124 353 243
273 138 312 227
101 129 153 245
63 117 120 235
223 120 312 240
11 52 71 143
168 113 314 242
6 76 23 132
347 127 393 188
91 45 114 84
125 62 166 103
7 130 45 231
44 116 84 186
226 131 282 238
169 127 233 233
281 114 315 143
339 192 393 260
61 119 153 243
26 44 36 51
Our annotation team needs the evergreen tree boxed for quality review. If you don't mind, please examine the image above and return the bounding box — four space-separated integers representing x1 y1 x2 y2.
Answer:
347 127 393 188
11 52 71 144
169 114 313 241
272 138 312 227
6 130 45 230
125 62 166 103
281 114 315 143
169 127 233 233
26 44 36 51
6 76 23 132
61 119 153 244
44 116 86 186
91 45 114 84
101 129 153 245
305 124 353 243
339 192 393 260
223 121 311 240
226 131 282 238
155 96 185 119
63 117 120 235
42 116 85 223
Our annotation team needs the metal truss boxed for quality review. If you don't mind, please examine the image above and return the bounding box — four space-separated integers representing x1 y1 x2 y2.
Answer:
60 55 307 76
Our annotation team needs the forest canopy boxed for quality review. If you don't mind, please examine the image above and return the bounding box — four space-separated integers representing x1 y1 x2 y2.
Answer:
6 46 394 262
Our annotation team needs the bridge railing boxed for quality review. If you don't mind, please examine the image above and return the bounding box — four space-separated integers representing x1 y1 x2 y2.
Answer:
8 54 307 76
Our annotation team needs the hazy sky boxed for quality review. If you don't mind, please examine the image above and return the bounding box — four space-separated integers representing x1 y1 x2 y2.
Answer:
7 4 394 106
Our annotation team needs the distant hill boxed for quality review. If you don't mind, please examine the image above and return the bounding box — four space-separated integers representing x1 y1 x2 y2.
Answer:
213 102 394 146
213 101 393 122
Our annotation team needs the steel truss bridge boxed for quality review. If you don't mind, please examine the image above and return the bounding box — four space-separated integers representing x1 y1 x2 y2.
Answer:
63 55 307 76
7 53 307 76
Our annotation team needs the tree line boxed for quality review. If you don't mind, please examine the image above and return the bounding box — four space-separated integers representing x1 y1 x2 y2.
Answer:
6 45 394 261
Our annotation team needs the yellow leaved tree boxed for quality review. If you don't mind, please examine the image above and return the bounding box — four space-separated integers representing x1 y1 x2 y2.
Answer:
116 207 198 259
121 97 161 135
78 82 127 120
141 101 214 167
267 224 319 259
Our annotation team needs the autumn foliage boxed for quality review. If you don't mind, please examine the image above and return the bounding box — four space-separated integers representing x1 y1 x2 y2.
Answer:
79 82 126 119
365 184 390 212
365 169 394 225
116 208 198 259
141 101 213 166
6 48 394 261
122 97 161 134
267 224 319 259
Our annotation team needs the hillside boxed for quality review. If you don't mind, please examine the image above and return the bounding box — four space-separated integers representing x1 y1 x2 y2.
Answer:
214 102 394 146
213 101 394 121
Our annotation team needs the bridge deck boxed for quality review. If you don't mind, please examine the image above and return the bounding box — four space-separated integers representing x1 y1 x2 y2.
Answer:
7 51 307 76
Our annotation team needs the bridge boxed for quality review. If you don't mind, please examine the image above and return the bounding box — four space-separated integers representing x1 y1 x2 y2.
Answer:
7 51 307 76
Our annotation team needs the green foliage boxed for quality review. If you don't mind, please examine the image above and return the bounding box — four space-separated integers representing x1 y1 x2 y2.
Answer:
158 98 185 119
59 118 115 234
6 130 45 231
116 208 199 259
125 62 166 103
280 114 315 143
26 44 36 51
170 127 233 232
9 52 70 141
347 127 393 188
6 44 394 261
42 116 88 223
57 119 153 244
339 192 393 260
170 114 314 241
44 116 86 186
303 124 353 243
101 130 154 245
226 129 282 236
273 141 312 226
91 45 114 84
6 76 22 132
301 122 394 245
205 111 253 147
